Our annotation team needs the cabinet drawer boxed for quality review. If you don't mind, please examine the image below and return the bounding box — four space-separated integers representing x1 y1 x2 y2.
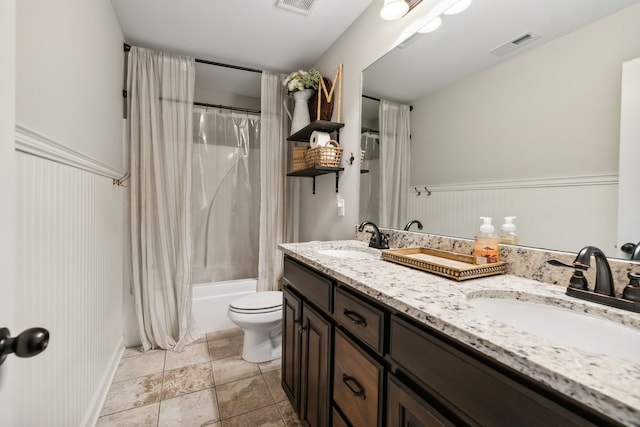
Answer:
284 257 332 312
334 287 384 354
390 316 606 426
333 329 383 427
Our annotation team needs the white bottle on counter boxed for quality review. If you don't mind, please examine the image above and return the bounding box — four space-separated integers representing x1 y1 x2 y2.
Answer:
499 216 518 245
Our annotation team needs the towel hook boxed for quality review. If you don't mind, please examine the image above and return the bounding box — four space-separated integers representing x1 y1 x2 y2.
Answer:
424 186 432 196
113 172 130 187
414 187 421 196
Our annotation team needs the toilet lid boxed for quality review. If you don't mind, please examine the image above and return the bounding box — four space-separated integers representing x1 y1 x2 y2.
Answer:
229 291 283 312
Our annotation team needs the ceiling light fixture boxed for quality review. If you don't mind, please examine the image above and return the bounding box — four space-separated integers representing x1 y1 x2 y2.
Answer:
443 0 472 15
417 16 442 33
380 0 409 21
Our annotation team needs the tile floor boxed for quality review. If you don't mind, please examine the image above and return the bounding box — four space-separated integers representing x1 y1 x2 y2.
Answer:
97 328 301 427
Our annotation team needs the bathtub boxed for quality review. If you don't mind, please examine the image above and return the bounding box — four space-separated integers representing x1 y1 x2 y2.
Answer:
192 278 256 334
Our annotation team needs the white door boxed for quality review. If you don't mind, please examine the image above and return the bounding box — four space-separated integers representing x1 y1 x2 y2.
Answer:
0 1 17 425
617 57 640 258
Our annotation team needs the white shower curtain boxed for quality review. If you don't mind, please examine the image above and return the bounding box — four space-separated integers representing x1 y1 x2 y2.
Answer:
191 109 261 284
257 71 296 292
128 46 198 352
359 132 380 224
379 99 411 229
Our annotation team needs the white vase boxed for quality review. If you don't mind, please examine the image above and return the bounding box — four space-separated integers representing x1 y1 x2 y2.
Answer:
290 88 314 135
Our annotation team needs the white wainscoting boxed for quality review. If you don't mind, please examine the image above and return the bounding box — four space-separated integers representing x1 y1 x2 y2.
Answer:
15 127 125 426
406 175 618 254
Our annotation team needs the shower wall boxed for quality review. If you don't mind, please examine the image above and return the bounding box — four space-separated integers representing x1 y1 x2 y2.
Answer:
191 110 261 284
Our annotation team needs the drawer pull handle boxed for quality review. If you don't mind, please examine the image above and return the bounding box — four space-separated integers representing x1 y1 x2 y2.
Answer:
343 309 367 327
342 374 366 400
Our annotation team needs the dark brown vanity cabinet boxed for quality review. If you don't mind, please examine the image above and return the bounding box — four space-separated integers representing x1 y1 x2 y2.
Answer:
283 256 386 427
283 257 333 427
282 255 621 427
389 315 621 427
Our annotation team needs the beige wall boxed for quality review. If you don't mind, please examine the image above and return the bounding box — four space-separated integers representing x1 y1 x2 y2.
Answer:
410 3 640 186
14 1 127 424
17 0 125 171
304 0 457 241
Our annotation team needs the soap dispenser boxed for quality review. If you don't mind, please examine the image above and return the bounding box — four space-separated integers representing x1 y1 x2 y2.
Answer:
499 216 518 245
473 217 499 264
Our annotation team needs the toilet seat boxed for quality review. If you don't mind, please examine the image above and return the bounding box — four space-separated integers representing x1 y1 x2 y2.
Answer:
228 291 282 314
227 290 283 363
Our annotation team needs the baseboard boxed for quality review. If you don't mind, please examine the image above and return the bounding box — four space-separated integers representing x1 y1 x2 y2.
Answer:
81 337 125 427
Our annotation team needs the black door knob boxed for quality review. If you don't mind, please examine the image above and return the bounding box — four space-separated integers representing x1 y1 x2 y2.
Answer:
0 327 50 366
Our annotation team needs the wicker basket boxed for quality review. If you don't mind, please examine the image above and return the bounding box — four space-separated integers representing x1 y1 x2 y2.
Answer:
360 149 366 166
291 146 308 172
305 142 343 168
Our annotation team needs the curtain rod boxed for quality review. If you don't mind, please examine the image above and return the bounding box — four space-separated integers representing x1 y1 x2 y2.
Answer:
123 43 263 74
362 94 413 111
194 101 260 115
361 126 379 134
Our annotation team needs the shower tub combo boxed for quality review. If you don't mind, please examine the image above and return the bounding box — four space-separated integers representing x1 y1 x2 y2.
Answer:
191 278 256 334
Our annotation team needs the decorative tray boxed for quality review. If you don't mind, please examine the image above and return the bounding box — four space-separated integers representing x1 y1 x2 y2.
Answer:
380 247 507 281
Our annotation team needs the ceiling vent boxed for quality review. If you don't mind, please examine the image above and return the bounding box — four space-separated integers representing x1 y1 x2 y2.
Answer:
276 0 318 15
490 32 540 56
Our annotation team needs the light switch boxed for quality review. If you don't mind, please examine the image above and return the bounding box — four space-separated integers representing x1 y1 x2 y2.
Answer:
337 194 345 216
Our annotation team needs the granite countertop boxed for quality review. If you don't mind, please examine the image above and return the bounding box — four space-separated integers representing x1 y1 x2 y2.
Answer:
279 239 640 426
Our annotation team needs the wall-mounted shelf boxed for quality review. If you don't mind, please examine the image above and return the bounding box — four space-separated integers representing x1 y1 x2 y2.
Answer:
287 121 346 194
287 121 344 142
287 166 344 194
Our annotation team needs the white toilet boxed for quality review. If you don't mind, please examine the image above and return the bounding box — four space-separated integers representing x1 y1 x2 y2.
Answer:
227 290 283 363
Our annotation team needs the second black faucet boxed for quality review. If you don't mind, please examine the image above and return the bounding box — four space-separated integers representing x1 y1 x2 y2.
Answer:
358 221 389 249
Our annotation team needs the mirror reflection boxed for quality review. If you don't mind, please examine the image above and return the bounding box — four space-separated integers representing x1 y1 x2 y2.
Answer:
360 0 640 258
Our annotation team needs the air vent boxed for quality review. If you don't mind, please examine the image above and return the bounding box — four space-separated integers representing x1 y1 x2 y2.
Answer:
490 32 540 56
276 0 317 15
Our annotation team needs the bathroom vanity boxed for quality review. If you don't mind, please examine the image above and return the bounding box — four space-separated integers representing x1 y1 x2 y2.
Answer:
279 240 640 427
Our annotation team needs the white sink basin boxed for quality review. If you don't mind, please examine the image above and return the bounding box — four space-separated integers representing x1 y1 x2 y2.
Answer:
317 248 378 260
467 296 640 363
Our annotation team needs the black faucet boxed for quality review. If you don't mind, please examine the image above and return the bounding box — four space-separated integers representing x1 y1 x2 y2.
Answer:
358 221 389 249
548 246 640 312
571 246 615 296
403 220 423 231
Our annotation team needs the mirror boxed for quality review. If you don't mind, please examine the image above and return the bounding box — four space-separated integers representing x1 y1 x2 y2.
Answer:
360 0 640 258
